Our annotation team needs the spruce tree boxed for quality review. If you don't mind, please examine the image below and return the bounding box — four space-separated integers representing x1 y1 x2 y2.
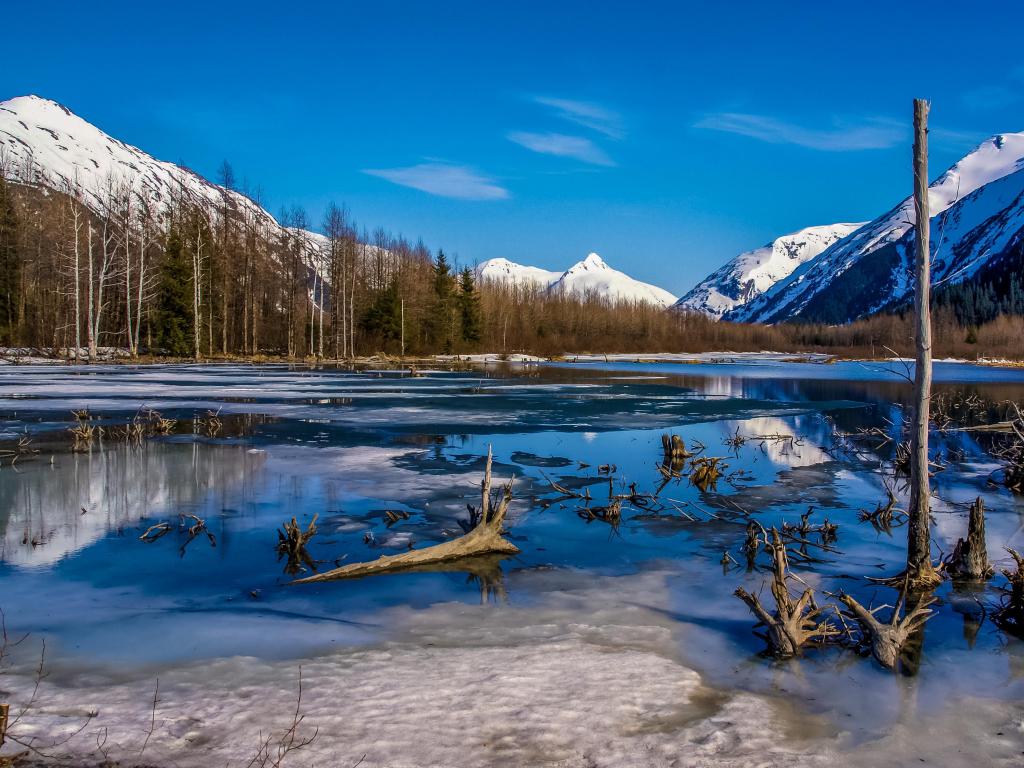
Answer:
0 175 21 344
361 280 402 345
153 225 194 356
428 250 458 352
458 267 482 344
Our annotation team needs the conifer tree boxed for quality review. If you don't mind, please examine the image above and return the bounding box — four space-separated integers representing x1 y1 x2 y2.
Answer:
0 174 21 343
428 250 458 352
153 224 194 356
458 266 481 344
361 280 402 345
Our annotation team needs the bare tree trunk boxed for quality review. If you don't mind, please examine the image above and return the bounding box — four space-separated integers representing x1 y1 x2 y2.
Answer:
907 98 937 586
72 205 82 362
192 219 204 361
86 224 95 358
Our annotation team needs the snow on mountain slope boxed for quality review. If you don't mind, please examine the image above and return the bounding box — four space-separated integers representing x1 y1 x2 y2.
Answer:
0 95 280 232
550 253 677 307
674 223 864 319
478 258 562 288
730 131 1024 324
479 253 677 307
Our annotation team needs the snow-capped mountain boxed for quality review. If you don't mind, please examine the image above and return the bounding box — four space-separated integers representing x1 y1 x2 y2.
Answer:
674 223 864 319
728 131 1024 324
551 253 677 306
478 257 562 288
0 95 280 232
478 253 677 307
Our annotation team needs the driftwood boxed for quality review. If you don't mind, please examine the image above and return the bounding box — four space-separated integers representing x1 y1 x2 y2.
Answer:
836 585 934 671
858 487 905 531
993 548 1024 637
295 447 518 583
734 529 837 656
945 498 993 580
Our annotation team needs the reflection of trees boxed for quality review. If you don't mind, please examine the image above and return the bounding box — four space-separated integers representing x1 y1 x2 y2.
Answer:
0 443 263 567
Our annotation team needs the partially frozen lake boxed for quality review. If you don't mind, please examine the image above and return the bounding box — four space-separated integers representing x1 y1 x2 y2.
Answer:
1 361 1023 766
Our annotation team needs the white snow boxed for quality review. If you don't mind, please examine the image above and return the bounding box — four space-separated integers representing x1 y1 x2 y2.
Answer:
4 569 1021 767
675 223 864 319
732 130 1024 323
0 95 328 273
479 253 677 307
477 257 562 288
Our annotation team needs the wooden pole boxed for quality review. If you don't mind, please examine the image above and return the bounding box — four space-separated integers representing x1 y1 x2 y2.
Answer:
906 98 937 585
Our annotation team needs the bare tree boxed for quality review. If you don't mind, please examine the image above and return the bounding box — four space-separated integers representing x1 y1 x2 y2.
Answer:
906 98 939 586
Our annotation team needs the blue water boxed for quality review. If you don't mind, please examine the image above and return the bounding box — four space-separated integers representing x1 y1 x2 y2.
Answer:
0 360 1022 736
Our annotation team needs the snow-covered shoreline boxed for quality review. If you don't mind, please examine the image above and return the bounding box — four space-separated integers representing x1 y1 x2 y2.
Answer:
4 569 1021 767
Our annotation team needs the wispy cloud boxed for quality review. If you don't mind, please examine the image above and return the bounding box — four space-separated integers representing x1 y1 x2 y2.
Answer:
695 112 905 151
507 131 615 166
363 162 509 200
534 97 624 139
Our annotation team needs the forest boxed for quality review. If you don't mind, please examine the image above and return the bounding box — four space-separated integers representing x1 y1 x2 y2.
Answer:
0 158 1021 362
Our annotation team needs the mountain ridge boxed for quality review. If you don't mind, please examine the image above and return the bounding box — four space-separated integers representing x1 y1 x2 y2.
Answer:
478 252 677 307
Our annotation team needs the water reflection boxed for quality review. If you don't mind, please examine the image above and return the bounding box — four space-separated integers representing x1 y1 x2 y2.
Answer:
0 442 264 566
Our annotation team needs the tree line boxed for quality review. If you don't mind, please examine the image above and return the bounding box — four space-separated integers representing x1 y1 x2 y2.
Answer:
0 154 1021 361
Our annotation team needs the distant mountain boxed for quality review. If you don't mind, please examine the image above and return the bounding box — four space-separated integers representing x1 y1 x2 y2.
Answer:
478 253 677 307
478 257 561 289
727 131 1024 324
674 223 864 319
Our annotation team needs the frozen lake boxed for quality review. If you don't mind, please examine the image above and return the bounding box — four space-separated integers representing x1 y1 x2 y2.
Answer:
1 361 1023 766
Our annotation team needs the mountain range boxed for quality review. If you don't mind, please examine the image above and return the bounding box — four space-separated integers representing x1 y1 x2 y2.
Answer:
719 132 1024 324
3 94 1022 326
478 253 678 307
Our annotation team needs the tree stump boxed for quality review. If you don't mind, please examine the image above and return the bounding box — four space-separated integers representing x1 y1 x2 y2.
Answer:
946 497 993 581
734 529 836 656
836 586 934 671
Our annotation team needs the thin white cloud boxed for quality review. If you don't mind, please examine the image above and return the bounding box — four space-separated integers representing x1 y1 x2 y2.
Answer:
534 97 624 139
695 112 906 151
507 131 615 166
363 162 509 200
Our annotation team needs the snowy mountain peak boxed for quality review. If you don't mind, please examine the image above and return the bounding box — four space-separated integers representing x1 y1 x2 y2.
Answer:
477 258 562 288
0 94 278 234
727 128 1024 324
479 253 676 307
551 254 677 307
574 252 608 270
674 222 864 319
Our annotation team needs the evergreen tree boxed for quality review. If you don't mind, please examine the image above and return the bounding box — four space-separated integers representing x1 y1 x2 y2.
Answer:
153 225 193 356
427 250 458 352
0 175 21 344
361 280 402 344
458 267 482 344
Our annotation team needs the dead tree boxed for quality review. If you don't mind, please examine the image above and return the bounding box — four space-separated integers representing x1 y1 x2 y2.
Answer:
994 548 1024 637
905 98 939 587
734 529 837 656
295 446 518 583
837 586 934 671
277 514 319 574
945 497 993 580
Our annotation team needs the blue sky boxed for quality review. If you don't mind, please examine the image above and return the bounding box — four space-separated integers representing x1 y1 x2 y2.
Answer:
4 1 1023 295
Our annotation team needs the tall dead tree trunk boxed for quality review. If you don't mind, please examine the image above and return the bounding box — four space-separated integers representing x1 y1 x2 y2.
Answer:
906 98 939 587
